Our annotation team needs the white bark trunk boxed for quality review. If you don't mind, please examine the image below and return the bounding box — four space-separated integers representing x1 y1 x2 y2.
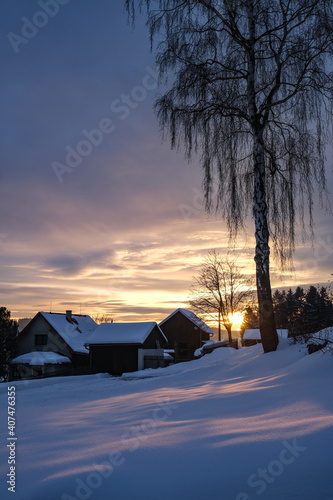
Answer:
246 1 278 352
252 130 278 352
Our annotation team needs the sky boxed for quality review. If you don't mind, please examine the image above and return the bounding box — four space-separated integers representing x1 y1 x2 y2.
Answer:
1 0 333 326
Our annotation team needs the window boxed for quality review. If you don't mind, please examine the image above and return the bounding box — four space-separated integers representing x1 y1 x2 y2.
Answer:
35 334 47 346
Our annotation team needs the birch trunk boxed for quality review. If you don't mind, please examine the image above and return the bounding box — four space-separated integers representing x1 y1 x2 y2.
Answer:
253 130 278 352
247 2 278 353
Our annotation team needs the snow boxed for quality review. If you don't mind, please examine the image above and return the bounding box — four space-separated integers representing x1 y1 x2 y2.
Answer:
244 328 289 340
40 312 98 353
202 340 229 350
313 326 333 340
194 346 203 357
86 322 166 345
194 340 228 357
203 339 216 347
1 339 333 500
10 351 71 366
159 307 213 335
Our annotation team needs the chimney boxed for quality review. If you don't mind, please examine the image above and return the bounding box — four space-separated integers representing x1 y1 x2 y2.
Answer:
66 310 72 321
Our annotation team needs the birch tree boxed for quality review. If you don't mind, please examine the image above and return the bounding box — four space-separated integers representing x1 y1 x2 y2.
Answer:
125 0 333 352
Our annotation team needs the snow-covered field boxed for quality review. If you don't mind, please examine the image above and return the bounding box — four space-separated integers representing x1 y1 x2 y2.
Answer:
1 341 333 500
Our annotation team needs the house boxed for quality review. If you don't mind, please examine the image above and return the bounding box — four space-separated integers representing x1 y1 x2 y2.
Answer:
159 308 213 362
11 310 97 379
242 328 288 347
85 322 168 375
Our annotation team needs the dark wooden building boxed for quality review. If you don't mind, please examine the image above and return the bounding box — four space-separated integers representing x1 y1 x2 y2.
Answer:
86 322 168 375
159 308 213 362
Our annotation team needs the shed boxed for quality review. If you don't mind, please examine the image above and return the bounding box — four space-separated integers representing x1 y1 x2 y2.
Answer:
10 351 72 380
242 328 288 346
86 322 168 375
159 308 213 362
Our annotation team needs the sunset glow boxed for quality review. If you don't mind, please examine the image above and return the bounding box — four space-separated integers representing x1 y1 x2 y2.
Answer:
228 312 245 330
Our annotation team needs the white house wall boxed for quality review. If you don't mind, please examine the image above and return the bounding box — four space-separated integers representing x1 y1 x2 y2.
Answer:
19 315 72 358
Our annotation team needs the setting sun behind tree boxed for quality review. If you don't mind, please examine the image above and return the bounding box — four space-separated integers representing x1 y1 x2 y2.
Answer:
189 251 254 343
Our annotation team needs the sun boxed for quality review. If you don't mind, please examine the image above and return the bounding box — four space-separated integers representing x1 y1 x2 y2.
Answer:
228 311 245 330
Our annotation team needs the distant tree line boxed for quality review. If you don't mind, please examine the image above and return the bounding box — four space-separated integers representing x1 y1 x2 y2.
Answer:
241 286 333 339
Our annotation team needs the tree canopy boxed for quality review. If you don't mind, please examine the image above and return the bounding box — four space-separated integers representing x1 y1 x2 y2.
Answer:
126 0 332 248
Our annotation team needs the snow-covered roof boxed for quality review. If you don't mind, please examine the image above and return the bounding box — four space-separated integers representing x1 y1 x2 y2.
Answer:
11 351 71 366
243 329 261 340
86 322 167 345
40 312 98 353
159 308 213 335
243 328 288 340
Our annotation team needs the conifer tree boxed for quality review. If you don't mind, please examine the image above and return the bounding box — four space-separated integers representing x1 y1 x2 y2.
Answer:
0 307 19 381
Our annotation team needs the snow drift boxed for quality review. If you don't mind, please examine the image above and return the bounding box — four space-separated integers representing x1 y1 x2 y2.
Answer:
0 341 332 500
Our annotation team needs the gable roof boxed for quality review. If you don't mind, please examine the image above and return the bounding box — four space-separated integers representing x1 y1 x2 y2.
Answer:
22 312 98 353
86 322 167 345
159 308 213 335
243 328 288 340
